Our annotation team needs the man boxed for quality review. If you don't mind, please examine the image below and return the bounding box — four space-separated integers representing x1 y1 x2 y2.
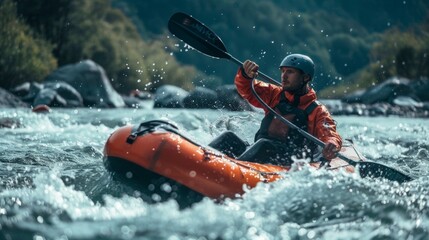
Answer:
209 54 341 165
236 54 342 164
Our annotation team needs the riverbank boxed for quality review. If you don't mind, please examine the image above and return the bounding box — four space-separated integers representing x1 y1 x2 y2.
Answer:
1 60 428 118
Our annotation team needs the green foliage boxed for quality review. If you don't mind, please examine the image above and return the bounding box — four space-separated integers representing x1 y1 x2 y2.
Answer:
54 0 151 91
320 22 429 98
10 0 200 93
0 0 57 89
370 28 429 81
51 0 198 92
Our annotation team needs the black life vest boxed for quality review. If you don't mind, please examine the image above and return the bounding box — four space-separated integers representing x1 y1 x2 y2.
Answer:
255 92 320 156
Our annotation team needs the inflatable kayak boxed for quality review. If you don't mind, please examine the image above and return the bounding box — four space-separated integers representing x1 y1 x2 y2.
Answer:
103 120 365 199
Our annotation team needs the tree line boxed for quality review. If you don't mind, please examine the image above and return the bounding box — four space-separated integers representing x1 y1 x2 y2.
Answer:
0 0 199 93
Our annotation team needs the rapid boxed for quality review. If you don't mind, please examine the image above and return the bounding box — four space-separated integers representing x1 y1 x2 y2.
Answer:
0 107 428 240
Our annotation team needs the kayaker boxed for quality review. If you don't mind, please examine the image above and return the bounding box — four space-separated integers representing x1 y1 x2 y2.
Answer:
210 54 342 165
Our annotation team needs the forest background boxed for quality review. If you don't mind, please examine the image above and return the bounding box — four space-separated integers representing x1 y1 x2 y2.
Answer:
1 0 429 98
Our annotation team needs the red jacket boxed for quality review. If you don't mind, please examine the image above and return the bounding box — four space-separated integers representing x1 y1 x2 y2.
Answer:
235 68 342 150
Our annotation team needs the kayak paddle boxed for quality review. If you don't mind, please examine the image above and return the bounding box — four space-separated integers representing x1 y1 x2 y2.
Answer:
168 12 413 183
168 12 281 86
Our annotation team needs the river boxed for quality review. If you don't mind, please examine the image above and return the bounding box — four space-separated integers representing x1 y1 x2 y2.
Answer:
0 107 428 239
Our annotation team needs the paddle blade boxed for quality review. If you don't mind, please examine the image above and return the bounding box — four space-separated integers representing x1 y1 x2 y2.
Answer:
357 162 413 183
168 12 231 59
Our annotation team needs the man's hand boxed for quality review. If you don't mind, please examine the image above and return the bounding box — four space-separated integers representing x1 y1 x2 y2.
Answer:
322 141 340 160
243 60 259 79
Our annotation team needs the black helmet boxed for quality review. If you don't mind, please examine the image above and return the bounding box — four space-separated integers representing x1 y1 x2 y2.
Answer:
279 54 315 79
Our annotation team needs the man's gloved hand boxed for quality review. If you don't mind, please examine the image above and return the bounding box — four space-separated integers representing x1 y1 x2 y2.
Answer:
242 60 259 79
322 140 340 160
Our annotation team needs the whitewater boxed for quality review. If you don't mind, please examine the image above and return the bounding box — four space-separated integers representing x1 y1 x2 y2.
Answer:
0 106 428 240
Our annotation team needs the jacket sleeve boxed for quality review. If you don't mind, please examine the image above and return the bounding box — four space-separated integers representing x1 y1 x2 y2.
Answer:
234 67 281 110
310 105 343 150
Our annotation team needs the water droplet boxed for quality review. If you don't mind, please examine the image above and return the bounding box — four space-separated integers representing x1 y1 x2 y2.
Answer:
161 183 172 193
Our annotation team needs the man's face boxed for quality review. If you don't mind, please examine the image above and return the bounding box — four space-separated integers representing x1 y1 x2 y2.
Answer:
280 67 310 92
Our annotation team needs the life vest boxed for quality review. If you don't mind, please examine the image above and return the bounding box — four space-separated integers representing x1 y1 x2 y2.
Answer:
255 92 320 157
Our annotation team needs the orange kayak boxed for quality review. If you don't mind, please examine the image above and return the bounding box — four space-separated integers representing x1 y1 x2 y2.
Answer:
103 120 364 199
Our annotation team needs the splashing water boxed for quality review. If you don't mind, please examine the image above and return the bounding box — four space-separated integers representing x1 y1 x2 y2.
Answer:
0 108 428 239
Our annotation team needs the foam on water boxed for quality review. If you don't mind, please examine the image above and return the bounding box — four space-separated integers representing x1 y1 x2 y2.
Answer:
1 165 427 239
1 108 428 239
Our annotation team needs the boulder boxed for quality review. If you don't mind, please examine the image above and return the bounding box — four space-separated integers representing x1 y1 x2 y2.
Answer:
40 81 84 107
10 82 43 103
153 85 189 108
341 89 366 103
183 87 219 109
43 60 125 108
215 85 253 111
124 90 153 108
360 77 414 104
410 78 429 102
33 88 66 107
0 87 29 108
122 95 152 109
392 96 423 108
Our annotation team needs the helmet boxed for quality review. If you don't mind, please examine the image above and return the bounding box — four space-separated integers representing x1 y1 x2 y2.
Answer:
279 54 315 79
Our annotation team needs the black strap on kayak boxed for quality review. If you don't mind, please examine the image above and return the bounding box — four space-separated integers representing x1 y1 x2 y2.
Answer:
126 120 204 148
126 120 179 144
